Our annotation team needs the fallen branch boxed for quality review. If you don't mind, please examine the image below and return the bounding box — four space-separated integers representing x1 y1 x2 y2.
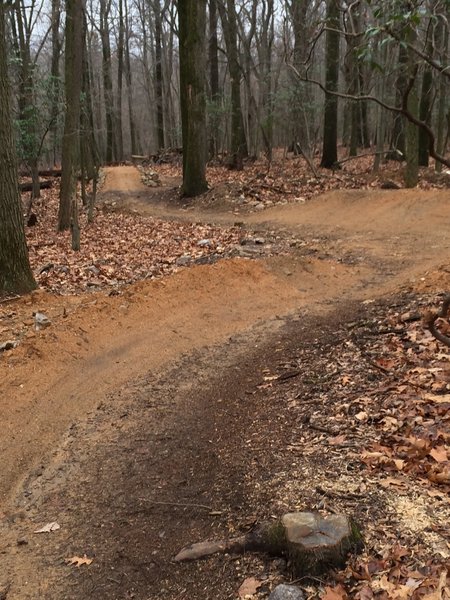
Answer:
20 180 52 192
423 294 450 348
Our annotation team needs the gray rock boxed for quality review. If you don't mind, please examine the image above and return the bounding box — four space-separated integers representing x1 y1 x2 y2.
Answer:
254 203 265 211
176 255 192 266
254 237 266 245
86 265 100 276
34 312 51 330
197 239 212 247
0 340 18 352
269 584 304 600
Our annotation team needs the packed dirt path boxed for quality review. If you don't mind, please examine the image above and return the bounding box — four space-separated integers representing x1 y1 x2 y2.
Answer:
0 165 449 599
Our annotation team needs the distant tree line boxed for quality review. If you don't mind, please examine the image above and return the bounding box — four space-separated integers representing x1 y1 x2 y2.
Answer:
0 0 449 293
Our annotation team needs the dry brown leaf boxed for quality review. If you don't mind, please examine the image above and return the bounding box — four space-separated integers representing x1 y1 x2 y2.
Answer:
65 555 93 567
321 584 348 599
421 570 449 600
429 446 448 463
238 577 262 598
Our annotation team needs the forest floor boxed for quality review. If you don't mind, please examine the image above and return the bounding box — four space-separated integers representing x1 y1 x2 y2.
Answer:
1 155 450 599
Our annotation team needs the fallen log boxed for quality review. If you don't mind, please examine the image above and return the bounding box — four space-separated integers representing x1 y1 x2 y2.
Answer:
174 512 362 576
20 180 53 192
19 169 62 177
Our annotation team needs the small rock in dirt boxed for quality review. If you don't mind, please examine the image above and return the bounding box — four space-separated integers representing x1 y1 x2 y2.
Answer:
0 340 18 352
400 311 421 323
236 194 246 205
86 265 100 276
176 255 192 267
380 180 401 189
38 263 54 275
34 312 51 330
254 237 266 245
269 584 305 600
17 538 28 546
197 239 212 247
254 203 265 211
240 237 254 246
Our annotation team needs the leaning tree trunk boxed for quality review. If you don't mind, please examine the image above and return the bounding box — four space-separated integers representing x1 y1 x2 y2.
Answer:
0 4 36 294
179 0 208 196
320 0 340 168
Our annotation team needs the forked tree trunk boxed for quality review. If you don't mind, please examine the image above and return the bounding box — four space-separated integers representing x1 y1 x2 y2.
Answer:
0 5 36 294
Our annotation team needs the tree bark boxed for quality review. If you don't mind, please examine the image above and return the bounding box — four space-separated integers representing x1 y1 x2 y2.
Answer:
218 0 248 169
115 0 125 162
0 4 36 295
208 0 220 158
387 44 408 160
50 0 62 167
179 0 208 196
58 0 84 232
320 0 340 168
153 0 165 150
289 0 312 157
100 0 115 163
124 0 139 156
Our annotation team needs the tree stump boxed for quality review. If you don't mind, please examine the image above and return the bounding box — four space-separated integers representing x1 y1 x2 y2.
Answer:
174 512 362 577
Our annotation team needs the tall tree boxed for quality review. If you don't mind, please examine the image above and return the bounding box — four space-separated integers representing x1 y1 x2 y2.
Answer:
99 0 114 162
218 0 248 169
0 3 36 294
58 0 85 234
124 0 138 155
288 0 313 156
153 0 165 150
178 0 208 196
320 0 340 168
208 0 220 158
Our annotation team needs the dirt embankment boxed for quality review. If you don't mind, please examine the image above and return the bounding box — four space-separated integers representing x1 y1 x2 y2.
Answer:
1 165 449 599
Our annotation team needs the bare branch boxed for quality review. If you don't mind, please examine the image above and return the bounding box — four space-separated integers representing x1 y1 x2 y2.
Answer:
288 63 450 169
424 295 450 349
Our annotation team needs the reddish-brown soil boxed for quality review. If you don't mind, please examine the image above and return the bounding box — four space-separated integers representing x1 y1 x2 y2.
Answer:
1 165 449 599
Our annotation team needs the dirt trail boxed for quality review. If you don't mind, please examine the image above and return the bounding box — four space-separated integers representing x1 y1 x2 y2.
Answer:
1 165 449 599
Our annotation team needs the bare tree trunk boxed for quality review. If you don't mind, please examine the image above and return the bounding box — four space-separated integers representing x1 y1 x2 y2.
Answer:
58 0 84 233
320 0 340 168
124 0 138 155
153 0 165 150
218 0 248 169
435 10 449 172
50 0 62 166
100 0 115 163
387 44 408 160
208 0 220 158
0 4 36 294
11 0 40 197
405 28 419 188
289 0 312 156
115 0 124 162
179 0 208 196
